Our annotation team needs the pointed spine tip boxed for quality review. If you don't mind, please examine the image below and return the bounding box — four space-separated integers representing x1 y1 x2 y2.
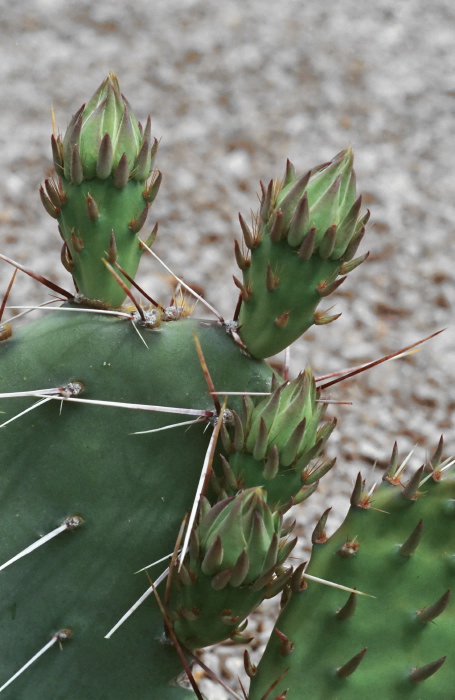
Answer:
234 239 250 270
401 465 425 501
260 179 274 222
96 133 114 179
39 185 60 219
399 519 424 557
317 275 347 298
86 193 100 222
314 310 342 326
143 171 162 204
383 441 400 482
253 417 269 461
201 535 224 576
298 227 316 260
270 208 285 243
44 178 66 209
244 649 257 678
233 275 252 302
266 264 279 291
283 158 296 187
142 222 158 250
113 152 130 189
71 228 84 252
263 445 280 480
311 507 331 544
107 230 118 263
275 311 290 328
416 589 451 624
129 203 149 234
51 133 64 177
70 144 84 185
287 193 309 247
319 224 338 259
350 472 364 507
410 656 446 683
238 213 256 249
274 628 295 656
60 242 74 272
336 648 367 679
336 590 357 621
340 251 369 275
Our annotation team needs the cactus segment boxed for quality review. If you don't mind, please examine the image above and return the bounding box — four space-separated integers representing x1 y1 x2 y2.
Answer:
216 369 336 508
236 148 368 358
43 74 161 308
0 311 273 696
168 488 295 648
250 456 455 699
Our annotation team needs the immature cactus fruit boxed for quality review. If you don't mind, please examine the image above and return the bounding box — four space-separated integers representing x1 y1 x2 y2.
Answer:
41 73 161 307
250 446 455 699
236 148 369 358
169 488 296 648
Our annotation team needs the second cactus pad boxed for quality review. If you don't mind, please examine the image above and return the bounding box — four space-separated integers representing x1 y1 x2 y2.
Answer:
249 454 455 699
235 148 369 359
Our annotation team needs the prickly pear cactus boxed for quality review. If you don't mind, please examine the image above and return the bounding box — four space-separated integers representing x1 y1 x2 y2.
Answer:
0 75 362 697
249 445 455 700
3 73 448 700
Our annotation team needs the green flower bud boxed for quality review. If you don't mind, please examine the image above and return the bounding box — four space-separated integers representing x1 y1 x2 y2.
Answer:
62 73 147 182
221 370 337 509
169 489 295 648
198 487 279 584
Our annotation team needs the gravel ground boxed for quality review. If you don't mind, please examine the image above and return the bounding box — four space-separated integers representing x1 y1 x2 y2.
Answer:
1 1 454 697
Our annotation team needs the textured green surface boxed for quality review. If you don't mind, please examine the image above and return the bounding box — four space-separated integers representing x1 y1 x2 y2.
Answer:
58 178 146 306
250 474 455 699
0 311 272 698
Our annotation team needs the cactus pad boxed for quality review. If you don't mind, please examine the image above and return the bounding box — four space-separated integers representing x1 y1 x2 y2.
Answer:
250 454 455 699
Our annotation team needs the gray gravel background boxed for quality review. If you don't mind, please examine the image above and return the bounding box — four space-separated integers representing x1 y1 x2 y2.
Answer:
1 1 454 697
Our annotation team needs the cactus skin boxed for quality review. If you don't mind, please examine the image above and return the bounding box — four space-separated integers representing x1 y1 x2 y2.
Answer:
249 460 455 699
0 312 273 697
236 148 369 359
41 73 160 308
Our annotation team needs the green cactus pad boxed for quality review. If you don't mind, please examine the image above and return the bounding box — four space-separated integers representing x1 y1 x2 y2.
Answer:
250 463 455 700
0 310 273 697
235 148 369 359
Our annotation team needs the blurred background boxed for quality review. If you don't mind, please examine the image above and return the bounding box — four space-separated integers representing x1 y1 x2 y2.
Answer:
1 1 454 696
